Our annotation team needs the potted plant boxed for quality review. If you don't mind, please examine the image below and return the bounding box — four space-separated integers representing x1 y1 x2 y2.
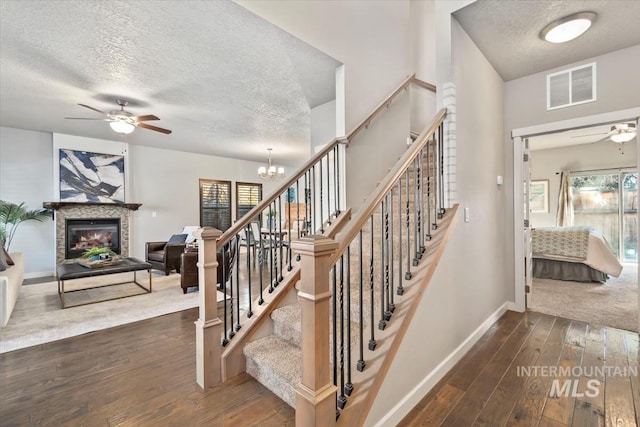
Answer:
264 208 278 229
82 247 115 261
0 200 51 251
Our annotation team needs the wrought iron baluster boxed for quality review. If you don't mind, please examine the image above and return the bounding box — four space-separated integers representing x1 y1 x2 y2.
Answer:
228 240 235 339
318 161 324 233
337 255 347 410
379 200 387 330
235 236 241 331
221 244 229 346
404 169 412 281
258 221 264 304
246 225 253 318
357 230 366 372
419 149 425 255
397 178 405 295
335 146 341 216
426 137 433 240
439 122 445 218
268 204 275 294
368 215 376 351
332 264 337 388
326 154 331 226
345 248 353 395
413 156 421 266
277 195 283 283
388 188 395 313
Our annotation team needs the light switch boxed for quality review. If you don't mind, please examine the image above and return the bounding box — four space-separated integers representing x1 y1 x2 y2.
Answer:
496 175 503 186
464 207 470 223
151 211 157 218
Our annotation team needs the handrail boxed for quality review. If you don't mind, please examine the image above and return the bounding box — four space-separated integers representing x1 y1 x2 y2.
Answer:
331 108 447 263
218 75 437 247
345 73 415 142
413 77 437 93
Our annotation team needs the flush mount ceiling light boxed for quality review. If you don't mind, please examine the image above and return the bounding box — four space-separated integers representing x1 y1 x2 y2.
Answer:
540 12 597 43
258 148 285 180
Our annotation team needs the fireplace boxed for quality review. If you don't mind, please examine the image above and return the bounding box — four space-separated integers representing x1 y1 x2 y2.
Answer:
65 218 121 259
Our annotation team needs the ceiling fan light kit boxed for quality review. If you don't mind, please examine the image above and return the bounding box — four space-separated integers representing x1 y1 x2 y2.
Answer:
540 11 597 44
109 120 135 134
610 124 637 143
65 99 172 135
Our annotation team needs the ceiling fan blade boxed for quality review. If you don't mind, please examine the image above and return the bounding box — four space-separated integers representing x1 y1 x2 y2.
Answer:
570 131 608 139
596 135 611 143
78 103 107 115
64 117 110 120
134 115 160 122
138 122 172 134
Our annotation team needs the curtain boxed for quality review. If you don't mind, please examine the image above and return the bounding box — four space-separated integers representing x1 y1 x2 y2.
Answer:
556 171 573 226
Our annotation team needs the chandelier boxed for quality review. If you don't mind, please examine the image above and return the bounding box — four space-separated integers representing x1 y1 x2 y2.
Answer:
258 148 284 179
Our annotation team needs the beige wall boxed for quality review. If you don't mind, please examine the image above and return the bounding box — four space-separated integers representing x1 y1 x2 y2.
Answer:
367 16 509 425
0 127 54 276
530 139 637 227
236 0 414 210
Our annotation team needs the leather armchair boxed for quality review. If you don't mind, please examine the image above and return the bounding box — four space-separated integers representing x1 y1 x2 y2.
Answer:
180 240 236 293
145 241 186 275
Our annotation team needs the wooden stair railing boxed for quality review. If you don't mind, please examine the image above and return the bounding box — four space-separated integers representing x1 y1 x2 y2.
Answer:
294 108 455 424
194 74 438 390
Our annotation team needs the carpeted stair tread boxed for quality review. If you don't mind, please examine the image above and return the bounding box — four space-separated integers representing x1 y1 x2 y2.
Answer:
272 303 372 348
244 335 302 408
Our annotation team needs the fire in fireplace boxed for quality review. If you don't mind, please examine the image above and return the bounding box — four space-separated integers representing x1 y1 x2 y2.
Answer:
65 218 121 259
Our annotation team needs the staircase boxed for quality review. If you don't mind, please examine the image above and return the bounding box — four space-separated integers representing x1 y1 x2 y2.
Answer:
193 76 456 425
242 139 458 422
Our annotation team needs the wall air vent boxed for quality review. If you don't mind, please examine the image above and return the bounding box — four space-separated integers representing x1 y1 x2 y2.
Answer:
546 62 596 110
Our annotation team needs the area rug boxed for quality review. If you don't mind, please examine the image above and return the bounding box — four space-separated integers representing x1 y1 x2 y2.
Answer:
531 263 638 333
0 273 219 353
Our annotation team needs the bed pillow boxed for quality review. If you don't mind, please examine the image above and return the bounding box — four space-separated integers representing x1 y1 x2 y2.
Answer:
167 234 188 245
2 246 14 266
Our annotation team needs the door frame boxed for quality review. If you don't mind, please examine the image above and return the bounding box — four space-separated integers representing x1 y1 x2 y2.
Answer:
511 107 640 319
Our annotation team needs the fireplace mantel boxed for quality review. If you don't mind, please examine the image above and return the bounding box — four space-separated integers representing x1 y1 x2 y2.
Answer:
43 202 142 211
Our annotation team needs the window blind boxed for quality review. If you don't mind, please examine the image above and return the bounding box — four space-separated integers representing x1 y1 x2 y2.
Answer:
200 179 231 231
236 182 263 221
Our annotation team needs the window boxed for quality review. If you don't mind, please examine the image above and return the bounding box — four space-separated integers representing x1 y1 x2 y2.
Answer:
570 170 637 262
200 179 231 231
547 63 596 110
236 182 262 221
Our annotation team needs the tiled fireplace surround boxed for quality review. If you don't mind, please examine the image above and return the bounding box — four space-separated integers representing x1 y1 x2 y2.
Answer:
49 203 138 265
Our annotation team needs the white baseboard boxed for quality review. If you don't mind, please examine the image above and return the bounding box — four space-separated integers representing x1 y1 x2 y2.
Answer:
375 301 511 427
507 301 524 312
24 271 55 279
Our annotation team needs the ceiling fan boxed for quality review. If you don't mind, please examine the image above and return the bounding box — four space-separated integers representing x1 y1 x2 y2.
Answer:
570 122 636 144
65 99 172 135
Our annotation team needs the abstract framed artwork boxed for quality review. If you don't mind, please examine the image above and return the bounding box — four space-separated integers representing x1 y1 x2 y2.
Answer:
530 180 549 213
59 149 125 202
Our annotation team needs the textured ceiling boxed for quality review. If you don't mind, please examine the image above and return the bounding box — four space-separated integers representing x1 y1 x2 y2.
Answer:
0 0 340 166
454 0 640 81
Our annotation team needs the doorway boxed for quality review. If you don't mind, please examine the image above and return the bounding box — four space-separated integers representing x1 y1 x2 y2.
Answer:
511 107 640 332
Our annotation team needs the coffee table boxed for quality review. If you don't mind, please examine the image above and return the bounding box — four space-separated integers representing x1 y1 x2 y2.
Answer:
56 258 153 309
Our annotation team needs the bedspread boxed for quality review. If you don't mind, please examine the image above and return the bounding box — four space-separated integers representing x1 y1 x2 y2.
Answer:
532 227 622 278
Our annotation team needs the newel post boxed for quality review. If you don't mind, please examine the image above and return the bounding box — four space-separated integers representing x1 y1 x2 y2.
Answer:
193 227 223 389
293 235 338 427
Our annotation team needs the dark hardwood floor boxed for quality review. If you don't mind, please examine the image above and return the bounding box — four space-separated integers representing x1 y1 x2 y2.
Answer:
5 261 638 427
0 308 295 427
399 310 639 427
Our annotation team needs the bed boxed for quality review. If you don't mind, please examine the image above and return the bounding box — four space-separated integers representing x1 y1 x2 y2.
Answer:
531 226 623 283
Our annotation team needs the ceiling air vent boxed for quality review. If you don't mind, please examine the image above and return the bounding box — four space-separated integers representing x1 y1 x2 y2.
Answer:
547 62 596 110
